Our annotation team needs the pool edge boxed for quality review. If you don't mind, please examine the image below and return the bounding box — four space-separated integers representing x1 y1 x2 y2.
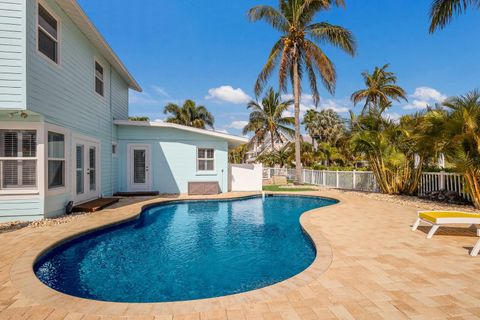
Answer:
10 192 340 315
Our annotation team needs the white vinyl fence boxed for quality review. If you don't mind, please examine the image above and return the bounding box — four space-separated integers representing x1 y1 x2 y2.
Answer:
418 171 470 201
263 168 470 201
263 168 379 192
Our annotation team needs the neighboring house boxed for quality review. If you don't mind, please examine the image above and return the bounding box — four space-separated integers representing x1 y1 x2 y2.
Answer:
246 134 315 163
0 0 247 222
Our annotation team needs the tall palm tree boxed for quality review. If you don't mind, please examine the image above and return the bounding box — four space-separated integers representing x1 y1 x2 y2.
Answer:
439 90 480 207
351 64 407 115
163 100 214 129
243 88 295 152
429 0 480 33
249 0 356 183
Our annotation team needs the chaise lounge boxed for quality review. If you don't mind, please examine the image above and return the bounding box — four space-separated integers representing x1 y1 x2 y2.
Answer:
412 211 480 256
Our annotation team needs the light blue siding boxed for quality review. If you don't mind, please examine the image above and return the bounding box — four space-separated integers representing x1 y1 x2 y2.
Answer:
117 126 229 194
0 197 43 222
111 69 129 120
0 0 26 109
20 0 130 217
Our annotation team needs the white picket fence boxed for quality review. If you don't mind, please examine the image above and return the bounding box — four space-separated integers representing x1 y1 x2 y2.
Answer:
263 168 470 201
418 171 470 201
263 168 379 192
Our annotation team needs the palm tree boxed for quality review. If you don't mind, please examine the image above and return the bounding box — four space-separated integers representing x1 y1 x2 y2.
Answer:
303 109 345 146
429 0 480 33
243 88 295 152
351 64 407 115
439 90 480 207
229 144 249 164
249 0 356 183
163 100 214 129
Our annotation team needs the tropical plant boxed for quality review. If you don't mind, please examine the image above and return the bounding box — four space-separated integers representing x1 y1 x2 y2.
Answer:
249 0 356 183
163 100 214 129
349 108 430 195
433 90 480 208
351 64 407 114
303 109 345 146
128 116 150 121
243 88 295 152
429 0 480 33
229 144 249 164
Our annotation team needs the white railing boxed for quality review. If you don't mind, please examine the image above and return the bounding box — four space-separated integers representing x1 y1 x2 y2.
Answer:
418 171 470 201
263 167 471 201
263 168 379 193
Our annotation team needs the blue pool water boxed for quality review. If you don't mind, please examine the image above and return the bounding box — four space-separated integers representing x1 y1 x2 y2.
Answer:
34 195 337 302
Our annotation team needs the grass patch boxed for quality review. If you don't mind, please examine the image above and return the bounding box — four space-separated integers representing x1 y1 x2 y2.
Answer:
263 185 318 192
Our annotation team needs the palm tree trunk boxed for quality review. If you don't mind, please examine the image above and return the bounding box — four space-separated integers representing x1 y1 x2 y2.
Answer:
270 131 276 153
293 53 302 184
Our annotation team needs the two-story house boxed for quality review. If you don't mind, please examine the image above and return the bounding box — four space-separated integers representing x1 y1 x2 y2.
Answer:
0 0 247 222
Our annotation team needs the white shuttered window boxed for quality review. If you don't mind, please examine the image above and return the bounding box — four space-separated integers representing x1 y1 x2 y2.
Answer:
0 130 37 190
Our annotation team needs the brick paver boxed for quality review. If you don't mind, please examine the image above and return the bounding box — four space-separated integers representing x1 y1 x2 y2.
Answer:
0 191 479 320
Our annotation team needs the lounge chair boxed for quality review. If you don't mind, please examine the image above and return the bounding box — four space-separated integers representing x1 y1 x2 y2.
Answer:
412 211 480 256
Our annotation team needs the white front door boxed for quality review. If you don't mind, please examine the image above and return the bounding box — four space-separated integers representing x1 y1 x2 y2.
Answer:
127 144 152 192
75 139 100 203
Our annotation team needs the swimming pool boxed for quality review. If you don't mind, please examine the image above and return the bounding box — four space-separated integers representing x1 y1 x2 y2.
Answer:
34 195 337 303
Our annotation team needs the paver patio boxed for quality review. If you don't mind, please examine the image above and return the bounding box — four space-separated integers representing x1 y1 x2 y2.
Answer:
0 190 479 320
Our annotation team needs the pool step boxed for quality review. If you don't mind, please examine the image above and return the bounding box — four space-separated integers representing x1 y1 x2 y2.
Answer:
72 198 120 213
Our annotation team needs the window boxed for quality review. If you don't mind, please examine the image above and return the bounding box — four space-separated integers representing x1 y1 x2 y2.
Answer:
48 132 65 189
38 4 59 63
0 130 37 190
95 61 104 96
197 148 214 172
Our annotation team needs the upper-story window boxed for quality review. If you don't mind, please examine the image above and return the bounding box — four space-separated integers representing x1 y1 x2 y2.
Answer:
95 61 105 96
38 4 59 64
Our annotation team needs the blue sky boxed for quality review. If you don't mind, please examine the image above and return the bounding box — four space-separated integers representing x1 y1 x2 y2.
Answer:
79 0 480 135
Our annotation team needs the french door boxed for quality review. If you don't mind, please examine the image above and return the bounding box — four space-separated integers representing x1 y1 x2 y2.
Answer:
75 138 100 203
127 144 151 192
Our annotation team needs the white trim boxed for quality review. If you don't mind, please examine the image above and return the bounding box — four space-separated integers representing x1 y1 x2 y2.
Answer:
0 122 44 196
36 0 61 67
45 123 69 196
114 120 248 146
94 58 106 98
127 144 152 192
196 147 215 174
71 134 101 204
54 0 141 91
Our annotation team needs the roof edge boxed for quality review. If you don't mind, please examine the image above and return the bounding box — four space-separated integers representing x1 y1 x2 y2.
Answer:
114 120 249 145
56 0 142 92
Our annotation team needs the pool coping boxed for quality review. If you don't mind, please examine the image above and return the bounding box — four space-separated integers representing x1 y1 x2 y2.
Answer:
10 192 341 316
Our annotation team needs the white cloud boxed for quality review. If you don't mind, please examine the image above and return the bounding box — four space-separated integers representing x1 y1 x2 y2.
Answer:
227 120 249 129
403 99 430 110
206 86 251 104
403 87 447 110
216 129 229 134
385 112 402 122
411 87 447 102
281 94 350 118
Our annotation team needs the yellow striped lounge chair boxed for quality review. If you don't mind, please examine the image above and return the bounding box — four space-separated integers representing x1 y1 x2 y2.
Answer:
412 211 480 256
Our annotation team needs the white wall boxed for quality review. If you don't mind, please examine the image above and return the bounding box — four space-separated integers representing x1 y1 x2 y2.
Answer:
229 164 263 192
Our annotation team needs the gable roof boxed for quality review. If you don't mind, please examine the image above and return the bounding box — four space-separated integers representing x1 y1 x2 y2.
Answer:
55 0 142 92
114 120 249 147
